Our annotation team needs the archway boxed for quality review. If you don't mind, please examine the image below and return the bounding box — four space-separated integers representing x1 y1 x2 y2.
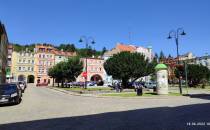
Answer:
18 75 25 81
90 74 103 82
27 75 35 83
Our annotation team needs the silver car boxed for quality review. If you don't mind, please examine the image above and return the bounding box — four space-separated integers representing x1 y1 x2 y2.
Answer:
144 82 156 89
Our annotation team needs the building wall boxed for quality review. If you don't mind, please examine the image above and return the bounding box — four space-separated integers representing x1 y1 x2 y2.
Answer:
196 56 210 70
34 45 55 85
11 51 35 82
103 43 153 62
54 55 68 64
136 46 153 61
76 58 105 82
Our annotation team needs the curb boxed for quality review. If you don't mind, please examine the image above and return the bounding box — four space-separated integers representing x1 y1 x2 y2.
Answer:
47 87 191 99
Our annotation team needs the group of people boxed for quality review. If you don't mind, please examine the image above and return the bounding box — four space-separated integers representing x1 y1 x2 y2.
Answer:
113 81 143 95
113 82 122 92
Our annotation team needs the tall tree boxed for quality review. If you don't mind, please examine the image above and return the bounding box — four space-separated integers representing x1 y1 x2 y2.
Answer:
159 50 165 61
168 54 173 58
57 43 76 52
175 64 210 87
104 52 156 88
48 57 83 87
102 47 107 55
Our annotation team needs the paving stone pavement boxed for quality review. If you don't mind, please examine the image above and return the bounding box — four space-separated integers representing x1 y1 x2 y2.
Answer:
0 84 210 130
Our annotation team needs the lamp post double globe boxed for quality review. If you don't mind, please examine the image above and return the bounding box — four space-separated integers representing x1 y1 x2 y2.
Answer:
79 36 95 89
167 28 186 94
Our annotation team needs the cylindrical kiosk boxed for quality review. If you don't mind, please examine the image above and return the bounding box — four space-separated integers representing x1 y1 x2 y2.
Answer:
155 64 168 95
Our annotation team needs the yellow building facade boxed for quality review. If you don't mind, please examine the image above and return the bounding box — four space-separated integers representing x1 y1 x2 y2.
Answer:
11 51 35 83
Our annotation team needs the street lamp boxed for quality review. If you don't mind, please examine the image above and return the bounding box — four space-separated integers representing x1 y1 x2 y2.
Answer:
167 28 186 94
79 36 95 89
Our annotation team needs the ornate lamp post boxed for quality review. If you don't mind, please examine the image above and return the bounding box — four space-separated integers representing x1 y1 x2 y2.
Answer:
79 36 95 89
167 28 186 94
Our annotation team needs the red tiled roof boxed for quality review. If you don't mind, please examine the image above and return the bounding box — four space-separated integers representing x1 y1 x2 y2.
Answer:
116 43 136 52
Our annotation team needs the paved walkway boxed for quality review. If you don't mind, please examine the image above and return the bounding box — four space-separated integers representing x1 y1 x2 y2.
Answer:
0 84 210 130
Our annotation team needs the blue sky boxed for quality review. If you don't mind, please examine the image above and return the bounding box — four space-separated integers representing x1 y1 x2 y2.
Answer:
1 0 210 57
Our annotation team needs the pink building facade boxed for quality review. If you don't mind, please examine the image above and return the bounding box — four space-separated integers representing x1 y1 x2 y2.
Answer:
76 58 105 82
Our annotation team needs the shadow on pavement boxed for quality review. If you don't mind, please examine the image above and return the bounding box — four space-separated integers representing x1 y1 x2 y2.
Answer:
0 103 210 130
184 94 210 100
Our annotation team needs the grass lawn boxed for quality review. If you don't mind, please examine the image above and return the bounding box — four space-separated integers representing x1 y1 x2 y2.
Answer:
101 92 182 97
56 87 112 91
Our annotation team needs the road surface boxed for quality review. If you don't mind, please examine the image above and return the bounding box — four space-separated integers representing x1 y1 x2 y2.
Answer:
1 84 210 130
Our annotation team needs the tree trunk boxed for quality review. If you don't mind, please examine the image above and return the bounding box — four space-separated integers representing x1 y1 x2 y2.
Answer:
52 78 55 87
122 78 128 89
61 80 64 87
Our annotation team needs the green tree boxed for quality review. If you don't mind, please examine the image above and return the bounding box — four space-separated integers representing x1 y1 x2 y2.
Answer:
65 57 83 82
104 52 156 88
168 54 173 58
57 43 76 52
48 57 83 87
77 47 102 58
102 47 107 55
159 50 165 61
175 64 210 87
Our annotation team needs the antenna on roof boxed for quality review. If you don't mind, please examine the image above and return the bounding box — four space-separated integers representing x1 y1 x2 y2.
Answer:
128 26 133 44
128 31 132 44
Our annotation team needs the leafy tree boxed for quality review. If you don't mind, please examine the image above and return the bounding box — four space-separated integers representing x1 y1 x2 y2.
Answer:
104 52 157 88
77 47 102 58
13 43 35 52
65 57 83 82
175 64 210 87
48 57 83 87
102 47 107 54
168 54 173 58
56 43 76 52
154 53 159 63
159 50 165 61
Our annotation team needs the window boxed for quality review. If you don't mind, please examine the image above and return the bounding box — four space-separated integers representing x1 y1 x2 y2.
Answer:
32 60 34 64
59 56 61 58
19 67 21 71
39 54 41 58
28 60 30 63
99 67 102 71
28 67 30 71
19 59 21 63
23 67 25 71
44 79 46 83
31 67 34 71
43 54 45 58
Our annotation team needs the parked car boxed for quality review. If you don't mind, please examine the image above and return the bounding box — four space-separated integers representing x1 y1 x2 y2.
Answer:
87 81 97 86
0 84 22 105
144 82 156 89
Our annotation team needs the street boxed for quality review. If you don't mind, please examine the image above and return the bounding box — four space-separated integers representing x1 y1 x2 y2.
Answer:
1 84 210 130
